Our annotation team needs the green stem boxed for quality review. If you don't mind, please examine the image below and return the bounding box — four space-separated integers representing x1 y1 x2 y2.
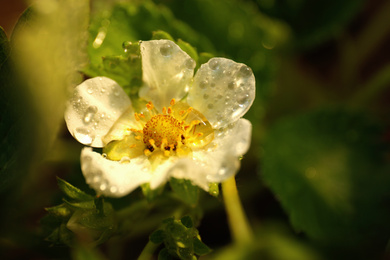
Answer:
138 239 160 260
349 64 390 108
221 176 253 244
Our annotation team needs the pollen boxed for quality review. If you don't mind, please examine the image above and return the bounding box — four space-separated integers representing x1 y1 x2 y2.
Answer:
143 114 185 149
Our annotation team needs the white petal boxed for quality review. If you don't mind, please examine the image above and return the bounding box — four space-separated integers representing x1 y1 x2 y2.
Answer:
148 157 176 190
187 58 255 128
80 147 152 198
169 158 210 191
65 77 131 147
139 40 195 111
194 119 252 183
102 106 143 145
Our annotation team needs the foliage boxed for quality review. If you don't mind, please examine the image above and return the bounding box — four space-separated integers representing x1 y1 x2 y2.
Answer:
0 0 390 259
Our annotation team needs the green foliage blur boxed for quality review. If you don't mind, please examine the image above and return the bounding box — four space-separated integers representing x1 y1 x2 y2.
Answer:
0 0 389 259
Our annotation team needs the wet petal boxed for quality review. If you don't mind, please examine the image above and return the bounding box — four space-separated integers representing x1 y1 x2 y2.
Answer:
65 77 131 147
81 147 151 198
139 40 195 111
194 119 252 183
102 107 143 145
169 158 210 191
187 58 255 128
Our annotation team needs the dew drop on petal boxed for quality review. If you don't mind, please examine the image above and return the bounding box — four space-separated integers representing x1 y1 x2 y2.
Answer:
160 43 173 56
239 65 252 78
100 181 108 191
203 94 209 100
110 186 118 193
207 104 214 109
199 80 208 89
102 153 107 158
83 106 98 124
120 156 131 164
209 59 219 70
185 58 196 69
237 93 250 106
93 175 101 183
228 81 236 90
74 127 95 145
87 86 93 94
218 164 228 176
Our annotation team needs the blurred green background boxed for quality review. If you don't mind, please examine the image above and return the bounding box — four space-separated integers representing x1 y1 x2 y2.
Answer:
0 0 389 259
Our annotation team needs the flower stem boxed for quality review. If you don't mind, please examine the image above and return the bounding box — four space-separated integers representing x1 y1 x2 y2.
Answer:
138 239 159 260
221 176 253 244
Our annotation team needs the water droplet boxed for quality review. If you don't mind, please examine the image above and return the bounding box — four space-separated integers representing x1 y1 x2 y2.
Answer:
209 59 219 70
83 106 98 124
228 81 236 90
100 181 107 191
122 41 132 51
239 65 252 78
203 94 209 99
110 186 118 193
113 89 120 96
217 94 223 99
87 86 93 94
199 80 208 89
102 153 107 158
101 87 106 93
185 58 196 69
207 104 214 109
160 43 173 56
93 175 101 183
120 156 131 164
218 164 228 176
74 127 95 145
238 93 250 105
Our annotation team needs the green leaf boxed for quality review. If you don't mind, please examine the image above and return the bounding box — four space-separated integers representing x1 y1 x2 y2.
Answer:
176 39 199 64
150 229 165 244
193 237 212 256
262 108 390 245
152 30 175 41
87 1 213 71
208 183 219 197
57 177 94 201
180 216 193 229
158 248 176 260
84 42 143 97
45 204 72 217
63 199 95 210
169 178 199 206
198 52 214 67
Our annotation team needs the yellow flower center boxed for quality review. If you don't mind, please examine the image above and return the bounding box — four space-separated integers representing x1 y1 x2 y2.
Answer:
143 114 184 149
104 99 215 161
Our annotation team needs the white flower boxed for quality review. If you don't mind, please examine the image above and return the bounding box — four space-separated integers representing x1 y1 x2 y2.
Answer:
65 40 255 198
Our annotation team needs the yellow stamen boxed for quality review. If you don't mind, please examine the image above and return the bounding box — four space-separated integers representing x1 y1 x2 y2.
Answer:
170 98 176 106
134 113 140 121
146 101 154 111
